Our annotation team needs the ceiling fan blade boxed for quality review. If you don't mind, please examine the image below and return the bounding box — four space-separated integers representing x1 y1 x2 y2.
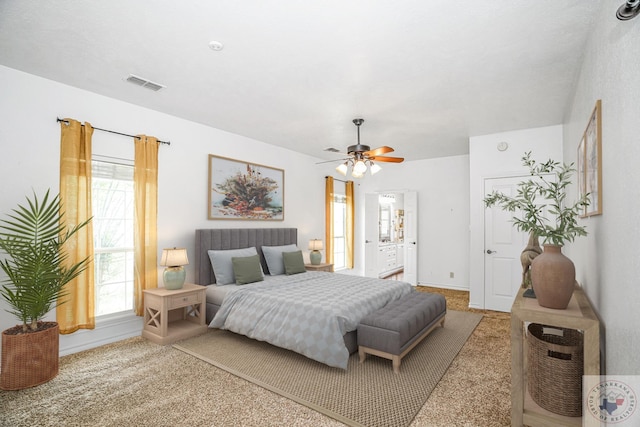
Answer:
315 157 350 165
363 146 394 157
369 156 404 163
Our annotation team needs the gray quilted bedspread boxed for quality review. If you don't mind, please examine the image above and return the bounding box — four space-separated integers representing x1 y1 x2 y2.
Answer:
209 271 414 369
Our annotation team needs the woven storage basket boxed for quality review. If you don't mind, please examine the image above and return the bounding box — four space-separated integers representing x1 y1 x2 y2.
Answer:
527 323 583 417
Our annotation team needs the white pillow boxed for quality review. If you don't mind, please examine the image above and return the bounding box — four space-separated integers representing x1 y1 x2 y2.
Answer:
208 247 259 285
261 244 299 275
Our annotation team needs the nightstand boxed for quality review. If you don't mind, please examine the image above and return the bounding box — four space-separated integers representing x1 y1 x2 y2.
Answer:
305 263 334 272
142 283 207 345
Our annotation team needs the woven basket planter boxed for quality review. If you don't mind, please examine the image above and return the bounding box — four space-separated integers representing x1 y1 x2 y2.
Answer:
1 322 59 390
527 323 583 417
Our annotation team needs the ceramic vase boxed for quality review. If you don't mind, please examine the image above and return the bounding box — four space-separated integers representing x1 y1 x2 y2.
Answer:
530 244 575 309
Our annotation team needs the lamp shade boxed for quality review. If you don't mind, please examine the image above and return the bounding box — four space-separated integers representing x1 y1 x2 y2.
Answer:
160 248 189 267
351 169 365 178
370 163 382 175
308 239 323 251
353 160 367 174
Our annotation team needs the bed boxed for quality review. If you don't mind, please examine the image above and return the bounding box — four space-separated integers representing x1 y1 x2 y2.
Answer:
194 228 414 369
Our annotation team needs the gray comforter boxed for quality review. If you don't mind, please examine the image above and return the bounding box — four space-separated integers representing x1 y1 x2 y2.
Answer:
209 271 414 369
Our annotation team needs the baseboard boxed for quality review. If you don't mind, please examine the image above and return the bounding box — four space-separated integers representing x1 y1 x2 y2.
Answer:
59 313 143 356
417 282 469 292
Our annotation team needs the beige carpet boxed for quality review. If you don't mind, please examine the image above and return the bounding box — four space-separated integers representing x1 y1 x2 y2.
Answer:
1 287 511 426
173 310 482 427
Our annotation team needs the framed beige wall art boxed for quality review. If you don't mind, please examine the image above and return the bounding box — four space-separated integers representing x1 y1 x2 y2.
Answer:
208 154 284 220
577 135 587 218
583 99 602 216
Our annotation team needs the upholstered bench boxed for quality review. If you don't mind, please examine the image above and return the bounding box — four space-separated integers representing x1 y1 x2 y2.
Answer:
357 292 446 373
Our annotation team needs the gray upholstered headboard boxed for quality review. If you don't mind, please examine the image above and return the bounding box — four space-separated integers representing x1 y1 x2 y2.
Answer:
194 228 298 285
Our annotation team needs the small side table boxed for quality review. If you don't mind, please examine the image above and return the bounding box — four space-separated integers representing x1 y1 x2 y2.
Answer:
305 263 334 272
511 285 600 427
142 283 207 345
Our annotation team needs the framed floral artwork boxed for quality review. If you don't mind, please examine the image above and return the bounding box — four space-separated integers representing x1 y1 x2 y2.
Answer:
583 100 602 216
208 155 284 220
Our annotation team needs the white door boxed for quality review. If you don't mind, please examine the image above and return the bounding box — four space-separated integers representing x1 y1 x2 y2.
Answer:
364 193 379 278
403 191 418 285
484 177 529 312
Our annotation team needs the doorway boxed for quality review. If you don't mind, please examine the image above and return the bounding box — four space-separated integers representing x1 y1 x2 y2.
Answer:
365 191 418 285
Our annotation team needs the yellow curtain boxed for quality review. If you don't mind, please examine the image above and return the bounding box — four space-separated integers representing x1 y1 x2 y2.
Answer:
345 180 355 269
58 118 95 334
324 176 334 265
133 135 159 316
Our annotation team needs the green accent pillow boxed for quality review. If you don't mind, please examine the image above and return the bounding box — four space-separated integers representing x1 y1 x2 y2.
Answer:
231 254 264 285
283 250 306 275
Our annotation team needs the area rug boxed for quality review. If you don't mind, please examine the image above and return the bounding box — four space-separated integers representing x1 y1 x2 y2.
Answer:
173 309 482 427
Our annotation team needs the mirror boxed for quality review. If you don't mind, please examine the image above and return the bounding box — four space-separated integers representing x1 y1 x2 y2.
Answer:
378 193 404 243
379 204 391 242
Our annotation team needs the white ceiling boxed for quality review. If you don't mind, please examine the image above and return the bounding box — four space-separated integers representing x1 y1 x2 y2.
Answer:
0 1 602 161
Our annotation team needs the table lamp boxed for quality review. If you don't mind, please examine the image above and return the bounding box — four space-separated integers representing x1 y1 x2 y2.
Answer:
308 239 323 265
160 247 189 290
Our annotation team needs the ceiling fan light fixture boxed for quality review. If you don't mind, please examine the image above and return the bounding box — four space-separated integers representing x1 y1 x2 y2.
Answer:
353 160 367 175
326 118 404 178
370 162 382 175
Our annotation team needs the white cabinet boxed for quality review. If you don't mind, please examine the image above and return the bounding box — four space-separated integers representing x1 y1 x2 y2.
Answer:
377 243 404 278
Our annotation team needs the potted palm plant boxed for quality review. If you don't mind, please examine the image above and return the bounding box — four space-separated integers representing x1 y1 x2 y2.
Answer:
484 152 590 309
0 190 91 390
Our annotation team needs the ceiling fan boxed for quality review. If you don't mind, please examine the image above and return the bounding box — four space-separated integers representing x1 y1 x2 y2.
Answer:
324 118 404 178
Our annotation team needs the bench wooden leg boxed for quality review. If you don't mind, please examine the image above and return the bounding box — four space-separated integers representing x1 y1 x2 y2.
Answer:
358 346 366 363
392 356 401 373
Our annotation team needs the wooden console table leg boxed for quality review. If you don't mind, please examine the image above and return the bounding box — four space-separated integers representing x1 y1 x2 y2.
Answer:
511 313 524 426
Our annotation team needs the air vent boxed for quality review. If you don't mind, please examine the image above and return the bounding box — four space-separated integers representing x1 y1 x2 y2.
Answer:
323 147 341 153
125 74 165 91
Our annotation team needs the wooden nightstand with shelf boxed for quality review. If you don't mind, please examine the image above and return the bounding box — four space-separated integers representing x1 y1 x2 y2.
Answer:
142 283 207 345
305 263 334 272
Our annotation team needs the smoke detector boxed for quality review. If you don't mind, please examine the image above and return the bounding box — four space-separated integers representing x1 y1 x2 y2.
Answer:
209 40 224 51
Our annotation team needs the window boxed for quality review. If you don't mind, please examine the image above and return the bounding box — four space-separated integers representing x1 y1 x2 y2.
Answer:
333 194 347 270
92 159 135 316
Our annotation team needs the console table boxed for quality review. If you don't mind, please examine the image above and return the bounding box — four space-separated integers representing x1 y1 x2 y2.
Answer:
511 285 600 427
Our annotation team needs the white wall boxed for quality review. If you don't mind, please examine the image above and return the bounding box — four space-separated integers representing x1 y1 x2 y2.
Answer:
356 155 470 290
561 0 640 375
468 125 563 309
0 65 326 355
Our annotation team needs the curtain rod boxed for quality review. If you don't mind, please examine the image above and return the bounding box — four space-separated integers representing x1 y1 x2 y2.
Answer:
325 176 349 183
56 118 170 145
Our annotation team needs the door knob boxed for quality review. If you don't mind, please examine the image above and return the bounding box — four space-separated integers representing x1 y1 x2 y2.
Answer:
486 249 496 254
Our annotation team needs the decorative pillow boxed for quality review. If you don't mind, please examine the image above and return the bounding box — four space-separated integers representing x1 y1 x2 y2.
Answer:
261 244 299 275
283 250 306 275
232 255 264 285
207 247 259 285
